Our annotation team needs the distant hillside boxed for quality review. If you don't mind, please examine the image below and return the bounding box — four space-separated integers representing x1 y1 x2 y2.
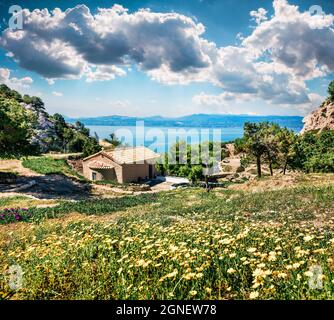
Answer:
0 85 100 157
67 114 304 130
301 99 334 134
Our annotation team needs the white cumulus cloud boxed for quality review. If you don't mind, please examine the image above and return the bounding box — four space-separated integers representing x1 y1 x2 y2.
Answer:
194 0 334 110
0 4 212 84
86 65 126 82
52 91 63 97
1 1 333 113
0 68 33 90
243 0 334 79
250 8 268 25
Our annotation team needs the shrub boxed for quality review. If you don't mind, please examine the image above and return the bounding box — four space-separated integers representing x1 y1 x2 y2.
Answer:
236 166 245 173
304 152 334 173
293 130 334 173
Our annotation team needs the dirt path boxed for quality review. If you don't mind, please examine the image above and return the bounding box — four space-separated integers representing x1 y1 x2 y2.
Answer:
0 159 171 202
222 158 241 170
0 159 41 177
0 159 92 200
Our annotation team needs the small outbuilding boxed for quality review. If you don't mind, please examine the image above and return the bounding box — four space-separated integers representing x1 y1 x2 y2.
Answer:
82 146 160 183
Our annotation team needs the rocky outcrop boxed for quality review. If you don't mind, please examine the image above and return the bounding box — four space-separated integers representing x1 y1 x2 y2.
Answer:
301 99 334 134
24 104 58 153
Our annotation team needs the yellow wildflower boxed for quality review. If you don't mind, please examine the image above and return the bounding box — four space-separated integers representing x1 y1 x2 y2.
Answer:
249 291 259 299
227 268 236 274
303 235 313 242
304 271 313 277
205 287 212 294
189 290 197 296
277 272 287 278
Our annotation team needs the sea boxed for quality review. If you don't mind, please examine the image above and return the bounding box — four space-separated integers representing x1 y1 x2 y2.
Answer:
87 118 304 153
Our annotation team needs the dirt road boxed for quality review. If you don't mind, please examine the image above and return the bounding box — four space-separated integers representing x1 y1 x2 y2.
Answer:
0 160 92 199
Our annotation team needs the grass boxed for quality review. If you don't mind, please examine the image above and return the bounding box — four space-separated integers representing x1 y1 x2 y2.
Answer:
24 193 159 222
0 196 57 210
21 157 85 181
1 180 334 299
0 196 33 208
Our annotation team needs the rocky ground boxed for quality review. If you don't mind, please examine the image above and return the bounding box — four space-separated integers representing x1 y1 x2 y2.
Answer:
301 99 334 133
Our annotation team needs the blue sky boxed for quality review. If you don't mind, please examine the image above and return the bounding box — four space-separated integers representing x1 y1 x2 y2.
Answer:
0 0 333 117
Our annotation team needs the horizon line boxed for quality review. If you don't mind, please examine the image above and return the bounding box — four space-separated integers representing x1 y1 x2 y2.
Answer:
65 113 305 120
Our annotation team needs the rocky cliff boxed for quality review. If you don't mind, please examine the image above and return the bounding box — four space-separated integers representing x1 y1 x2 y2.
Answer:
301 99 334 134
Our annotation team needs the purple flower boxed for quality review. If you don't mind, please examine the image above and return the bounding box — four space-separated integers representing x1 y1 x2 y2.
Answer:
0 207 31 224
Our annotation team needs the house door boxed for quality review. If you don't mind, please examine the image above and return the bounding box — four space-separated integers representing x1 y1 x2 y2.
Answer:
149 165 153 179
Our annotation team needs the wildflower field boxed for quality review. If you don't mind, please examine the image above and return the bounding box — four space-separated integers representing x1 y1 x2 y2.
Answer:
1 179 334 300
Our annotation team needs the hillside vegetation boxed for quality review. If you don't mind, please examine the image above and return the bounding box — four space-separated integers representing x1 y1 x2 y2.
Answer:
0 85 100 158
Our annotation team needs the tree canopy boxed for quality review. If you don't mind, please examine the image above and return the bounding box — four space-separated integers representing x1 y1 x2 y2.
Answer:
157 141 227 182
0 97 38 157
238 122 334 176
0 85 101 158
328 80 334 102
104 133 122 148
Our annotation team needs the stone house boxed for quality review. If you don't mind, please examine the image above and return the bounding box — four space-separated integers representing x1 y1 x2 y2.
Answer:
82 146 160 183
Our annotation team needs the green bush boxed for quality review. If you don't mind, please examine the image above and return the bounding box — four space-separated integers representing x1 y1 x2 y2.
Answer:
236 166 245 173
293 130 334 173
160 141 225 180
304 152 334 173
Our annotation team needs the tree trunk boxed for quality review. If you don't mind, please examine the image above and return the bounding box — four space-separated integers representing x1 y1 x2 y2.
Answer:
205 175 209 192
283 159 288 175
267 151 273 176
269 160 273 176
256 156 262 178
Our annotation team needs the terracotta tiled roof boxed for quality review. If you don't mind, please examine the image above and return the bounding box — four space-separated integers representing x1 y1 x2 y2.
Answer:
88 160 115 170
107 146 160 164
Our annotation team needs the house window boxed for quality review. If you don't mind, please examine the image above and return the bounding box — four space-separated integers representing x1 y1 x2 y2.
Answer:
92 172 97 181
149 165 153 179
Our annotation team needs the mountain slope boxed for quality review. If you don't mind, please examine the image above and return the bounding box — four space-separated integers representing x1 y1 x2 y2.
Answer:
301 99 334 134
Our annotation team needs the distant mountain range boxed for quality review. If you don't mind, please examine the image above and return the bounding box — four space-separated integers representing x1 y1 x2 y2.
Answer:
66 114 304 130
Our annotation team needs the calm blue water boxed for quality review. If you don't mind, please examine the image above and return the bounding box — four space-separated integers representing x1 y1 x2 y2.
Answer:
87 123 303 153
